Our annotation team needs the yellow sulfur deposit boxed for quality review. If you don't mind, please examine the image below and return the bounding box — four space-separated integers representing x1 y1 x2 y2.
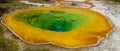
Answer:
2 6 112 48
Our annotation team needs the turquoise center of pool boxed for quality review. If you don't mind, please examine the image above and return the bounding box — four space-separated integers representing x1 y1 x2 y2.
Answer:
15 10 86 32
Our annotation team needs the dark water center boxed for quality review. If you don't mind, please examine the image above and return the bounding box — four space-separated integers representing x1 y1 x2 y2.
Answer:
15 10 84 32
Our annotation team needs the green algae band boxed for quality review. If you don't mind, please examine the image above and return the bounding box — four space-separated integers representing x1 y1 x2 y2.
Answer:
15 10 85 32
2 6 112 48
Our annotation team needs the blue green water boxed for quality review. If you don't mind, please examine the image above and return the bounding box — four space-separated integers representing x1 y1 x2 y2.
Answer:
15 10 86 32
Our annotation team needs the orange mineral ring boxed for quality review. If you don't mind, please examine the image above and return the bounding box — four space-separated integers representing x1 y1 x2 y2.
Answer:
2 6 112 48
